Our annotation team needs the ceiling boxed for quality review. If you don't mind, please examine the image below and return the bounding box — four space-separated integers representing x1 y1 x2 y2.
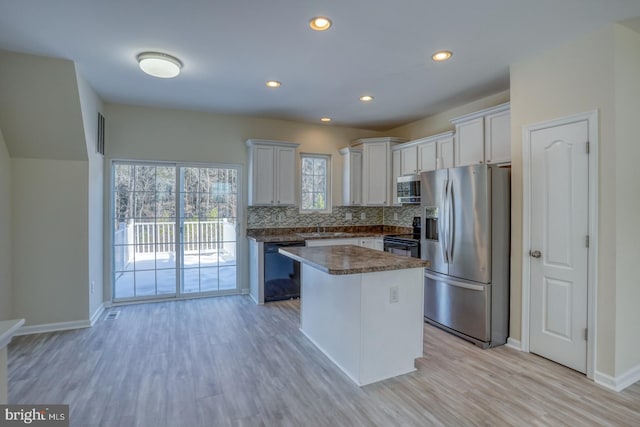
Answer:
1 1 640 131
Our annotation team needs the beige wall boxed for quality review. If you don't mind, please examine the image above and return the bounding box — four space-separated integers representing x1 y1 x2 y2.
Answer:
389 90 510 140
12 158 90 325
0 50 87 161
0 128 12 320
510 25 635 377
104 103 383 207
613 25 640 376
76 70 105 319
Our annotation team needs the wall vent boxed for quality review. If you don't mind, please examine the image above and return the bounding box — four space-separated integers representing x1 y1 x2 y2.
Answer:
97 112 105 155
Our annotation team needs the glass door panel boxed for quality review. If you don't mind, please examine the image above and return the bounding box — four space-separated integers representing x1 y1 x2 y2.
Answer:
113 163 177 300
179 166 238 294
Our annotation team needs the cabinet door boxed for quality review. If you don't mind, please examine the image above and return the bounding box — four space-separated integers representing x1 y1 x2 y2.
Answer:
418 141 437 173
349 151 363 205
436 136 454 169
252 145 276 205
362 142 389 205
392 149 401 206
400 145 418 175
485 109 511 164
454 117 484 167
275 147 296 205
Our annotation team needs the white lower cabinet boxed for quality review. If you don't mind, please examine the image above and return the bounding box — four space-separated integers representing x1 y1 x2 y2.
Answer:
359 237 384 251
307 237 383 251
306 238 359 247
248 239 264 304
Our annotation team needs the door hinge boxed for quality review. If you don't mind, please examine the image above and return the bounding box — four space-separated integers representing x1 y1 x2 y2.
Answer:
584 328 588 341
586 235 590 248
586 141 590 154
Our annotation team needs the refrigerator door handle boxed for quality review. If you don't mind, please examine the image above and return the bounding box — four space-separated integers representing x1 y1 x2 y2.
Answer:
439 179 449 263
447 179 454 263
424 271 485 291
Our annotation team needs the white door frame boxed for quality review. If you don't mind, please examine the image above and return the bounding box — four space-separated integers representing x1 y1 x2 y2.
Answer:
521 110 598 379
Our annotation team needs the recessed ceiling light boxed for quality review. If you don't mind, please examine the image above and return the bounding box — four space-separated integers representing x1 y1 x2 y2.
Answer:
320 117 332 122
137 52 182 78
359 95 374 102
266 80 281 88
309 16 332 31
432 50 453 62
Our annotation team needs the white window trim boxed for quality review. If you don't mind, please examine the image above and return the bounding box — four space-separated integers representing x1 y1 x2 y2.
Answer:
299 153 332 214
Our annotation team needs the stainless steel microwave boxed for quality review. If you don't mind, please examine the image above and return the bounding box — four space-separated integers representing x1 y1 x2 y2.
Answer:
396 175 420 204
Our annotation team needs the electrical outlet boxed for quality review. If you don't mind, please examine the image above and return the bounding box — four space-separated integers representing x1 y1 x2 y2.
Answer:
389 286 399 303
393 213 398 220
278 212 284 222
360 212 366 220
345 212 353 220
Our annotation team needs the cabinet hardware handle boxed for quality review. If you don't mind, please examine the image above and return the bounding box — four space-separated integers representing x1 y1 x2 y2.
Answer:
530 250 542 258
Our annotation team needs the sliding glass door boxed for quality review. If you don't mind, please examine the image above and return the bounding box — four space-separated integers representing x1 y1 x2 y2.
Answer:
112 161 239 301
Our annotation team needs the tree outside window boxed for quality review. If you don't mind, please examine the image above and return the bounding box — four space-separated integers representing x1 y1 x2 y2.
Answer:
301 154 331 213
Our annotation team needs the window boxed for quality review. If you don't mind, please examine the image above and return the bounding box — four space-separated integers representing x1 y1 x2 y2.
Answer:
300 153 331 213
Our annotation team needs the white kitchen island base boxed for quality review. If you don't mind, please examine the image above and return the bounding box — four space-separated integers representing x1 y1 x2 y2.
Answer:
300 264 424 386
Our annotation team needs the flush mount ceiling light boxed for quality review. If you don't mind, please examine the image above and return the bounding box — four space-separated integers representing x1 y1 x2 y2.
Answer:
359 95 374 102
320 117 332 122
431 50 453 62
137 52 182 78
309 16 332 31
266 80 282 88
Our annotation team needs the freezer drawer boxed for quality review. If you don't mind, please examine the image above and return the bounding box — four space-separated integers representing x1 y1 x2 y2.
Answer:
424 271 491 343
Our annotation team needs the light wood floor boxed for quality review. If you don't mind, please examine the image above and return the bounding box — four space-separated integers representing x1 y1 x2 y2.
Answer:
8 296 640 426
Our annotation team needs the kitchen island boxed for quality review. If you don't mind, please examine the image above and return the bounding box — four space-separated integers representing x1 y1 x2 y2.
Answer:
279 245 429 386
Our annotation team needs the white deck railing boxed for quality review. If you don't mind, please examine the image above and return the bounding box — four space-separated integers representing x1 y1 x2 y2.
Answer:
114 220 230 265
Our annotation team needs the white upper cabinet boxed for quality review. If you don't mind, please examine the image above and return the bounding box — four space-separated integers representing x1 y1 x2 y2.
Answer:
353 137 405 206
418 140 437 172
246 139 299 206
394 131 455 176
484 108 511 164
400 145 418 175
436 135 454 169
451 103 510 167
454 117 485 167
392 149 401 206
340 147 363 206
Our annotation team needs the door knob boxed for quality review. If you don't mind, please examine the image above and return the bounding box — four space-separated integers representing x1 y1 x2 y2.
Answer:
530 250 542 258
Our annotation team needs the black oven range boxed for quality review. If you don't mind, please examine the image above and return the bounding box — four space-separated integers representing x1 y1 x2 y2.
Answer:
383 216 421 258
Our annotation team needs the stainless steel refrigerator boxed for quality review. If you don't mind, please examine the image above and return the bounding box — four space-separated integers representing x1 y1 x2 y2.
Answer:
420 164 510 348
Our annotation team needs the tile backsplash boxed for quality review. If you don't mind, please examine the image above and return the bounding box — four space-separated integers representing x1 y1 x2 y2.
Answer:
382 205 421 227
247 205 421 229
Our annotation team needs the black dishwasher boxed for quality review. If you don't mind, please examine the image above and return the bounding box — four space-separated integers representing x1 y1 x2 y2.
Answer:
264 241 305 302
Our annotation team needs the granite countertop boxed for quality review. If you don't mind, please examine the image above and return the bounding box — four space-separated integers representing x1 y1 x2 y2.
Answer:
279 245 430 275
247 231 386 243
246 226 410 243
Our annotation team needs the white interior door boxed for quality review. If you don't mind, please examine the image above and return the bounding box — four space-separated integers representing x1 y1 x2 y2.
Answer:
529 120 589 373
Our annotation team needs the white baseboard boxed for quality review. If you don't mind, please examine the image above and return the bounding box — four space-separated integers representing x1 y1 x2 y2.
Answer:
595 363 640 392
90 303 106 326
506 337 522 351
16 319 91 336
